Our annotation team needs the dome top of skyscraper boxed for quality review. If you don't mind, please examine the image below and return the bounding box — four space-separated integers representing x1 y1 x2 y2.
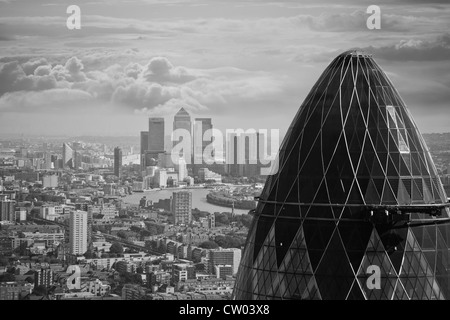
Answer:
339 49 373 58
258 48 448 210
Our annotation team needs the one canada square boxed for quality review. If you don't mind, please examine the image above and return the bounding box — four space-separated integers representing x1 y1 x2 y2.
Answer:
233 50 450 300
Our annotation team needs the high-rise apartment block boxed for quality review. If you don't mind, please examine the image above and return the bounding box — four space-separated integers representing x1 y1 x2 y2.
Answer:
114 147 123 178
171 191 192 225
69 210 88 255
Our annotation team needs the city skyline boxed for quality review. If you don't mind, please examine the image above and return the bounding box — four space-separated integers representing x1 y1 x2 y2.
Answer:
0 1 449 137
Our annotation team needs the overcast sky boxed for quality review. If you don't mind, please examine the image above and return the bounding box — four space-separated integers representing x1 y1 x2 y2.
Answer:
0 0 449 137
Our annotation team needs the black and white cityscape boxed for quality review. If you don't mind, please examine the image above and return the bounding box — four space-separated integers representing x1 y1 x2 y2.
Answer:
0 0 449 304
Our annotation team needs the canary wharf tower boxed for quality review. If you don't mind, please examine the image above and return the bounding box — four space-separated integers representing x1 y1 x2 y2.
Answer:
233 50 450 300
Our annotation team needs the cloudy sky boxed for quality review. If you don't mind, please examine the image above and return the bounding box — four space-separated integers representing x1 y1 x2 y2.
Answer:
0 0 449 137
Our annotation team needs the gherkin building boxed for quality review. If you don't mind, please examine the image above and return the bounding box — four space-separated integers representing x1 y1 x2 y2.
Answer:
233 50 450 300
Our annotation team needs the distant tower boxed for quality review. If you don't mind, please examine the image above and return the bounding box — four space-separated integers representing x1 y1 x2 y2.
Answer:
114 147 123 178
140 131 149 170
193 117 213 174
177 157 188 182
231 201 235 218
148 117 165 152
62 143 73 169
0 198 15 222
143 118 166 172
173 108 192 160
69 210 88 255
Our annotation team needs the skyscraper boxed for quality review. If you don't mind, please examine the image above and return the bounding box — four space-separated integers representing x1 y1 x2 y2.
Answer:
177 157 187 182
0 199 15 222
69 210 88 255
142 117 166 171
114 147 123 178
140 131 149 169
173 108 192 141
173 108 192 160
171 191 192 225
226 133 245 177
148 117 165 152
73 150 82 169
193 117 213 174
62 143 73 169
233 50 450 300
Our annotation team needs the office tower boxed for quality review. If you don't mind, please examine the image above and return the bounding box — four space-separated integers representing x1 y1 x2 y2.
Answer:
69 210 88 255
73 150 82 169
171 191 192 225
87 211 93 246
226 131 266 178
177 157 187 182
173 108 192 143
193 118 213 172
62 143 73 168
140 131 149 169
233 50 450 300
208 248 241 275
154 169 167 188
227 134 245 177
244 132 262 178
173 108 192 160
149 117 165 152
0 199 15 222
142 118 166 171
43 152 52 170
114 147 123 178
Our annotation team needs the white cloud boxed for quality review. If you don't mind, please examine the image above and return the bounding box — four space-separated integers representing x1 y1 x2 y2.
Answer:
0 88 93 112
0 55 284 117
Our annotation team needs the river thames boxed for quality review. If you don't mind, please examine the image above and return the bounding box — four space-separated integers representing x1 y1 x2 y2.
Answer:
121 188 250 215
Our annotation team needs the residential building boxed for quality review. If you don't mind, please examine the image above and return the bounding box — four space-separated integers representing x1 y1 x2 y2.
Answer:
69 210 88 255
171 191 192 225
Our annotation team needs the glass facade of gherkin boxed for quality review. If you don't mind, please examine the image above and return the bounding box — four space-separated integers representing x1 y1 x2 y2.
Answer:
233 50 450 300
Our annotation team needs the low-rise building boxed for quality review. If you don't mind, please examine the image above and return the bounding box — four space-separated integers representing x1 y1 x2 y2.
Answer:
87 279 110 296
0 281 33 300
122 284 146 300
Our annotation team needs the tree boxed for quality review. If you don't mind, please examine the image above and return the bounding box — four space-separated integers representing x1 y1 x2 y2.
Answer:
130 226 141 233
239 214 253 228
6 266 16 274
0 273 15 282
0 255 8 267
140 229 151 238
33 285 47 296
198 240 219 249
214 212 230 226
109 242 124 254
117 231 128 240
84 250 95 259
214 235 245 249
